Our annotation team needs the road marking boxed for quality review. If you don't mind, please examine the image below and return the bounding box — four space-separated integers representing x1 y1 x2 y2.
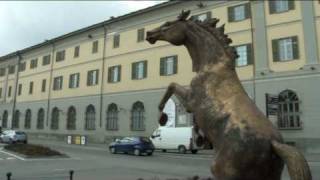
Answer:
0 148 25 160
53 169 66 171
156 153 213 160
7 157 16 160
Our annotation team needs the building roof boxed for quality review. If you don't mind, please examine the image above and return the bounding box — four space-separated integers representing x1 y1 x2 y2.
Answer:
0 1 181 61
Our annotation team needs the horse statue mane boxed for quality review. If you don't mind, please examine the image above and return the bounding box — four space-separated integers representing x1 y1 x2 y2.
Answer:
146 10 312 180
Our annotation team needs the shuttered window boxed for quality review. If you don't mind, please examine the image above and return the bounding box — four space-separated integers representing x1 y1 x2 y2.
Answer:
87 69 99 86
53 76 63 90
0 68 5 76
92 41 98 53
160 55 178 76
42 55 51 65
56 50 65 62
9 65 15 74
18 84 22 96
137 28 145 42
113 34 120 48
41 79 46 92
19 62 26 72
108 65 121 83
132 61 147 80
8 86 12 97
234 44 253 66
74 46 80 58
29 81 33 94
269 0 295 14
30 58 38 69
272 36 299 62
192 12 211 22
228 3 251 22
69 73 80 88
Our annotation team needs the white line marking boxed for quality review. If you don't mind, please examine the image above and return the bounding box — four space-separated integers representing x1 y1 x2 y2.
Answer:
0 149 25 160
53 169 66 171
0 158 3 160
7 157 16 160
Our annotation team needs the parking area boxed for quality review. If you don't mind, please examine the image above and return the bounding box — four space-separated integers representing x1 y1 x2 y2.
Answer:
0 139 319 180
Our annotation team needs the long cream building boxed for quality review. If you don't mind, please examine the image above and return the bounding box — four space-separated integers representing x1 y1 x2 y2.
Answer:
0 1 320 152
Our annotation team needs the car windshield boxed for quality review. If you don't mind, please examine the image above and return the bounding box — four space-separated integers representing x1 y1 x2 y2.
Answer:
16 131 25 135
140 137 151 143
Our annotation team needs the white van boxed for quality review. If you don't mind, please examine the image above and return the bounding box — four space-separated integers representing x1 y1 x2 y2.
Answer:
150 126 202 154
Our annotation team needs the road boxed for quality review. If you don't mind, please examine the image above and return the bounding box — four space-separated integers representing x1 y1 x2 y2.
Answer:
0 140 319 180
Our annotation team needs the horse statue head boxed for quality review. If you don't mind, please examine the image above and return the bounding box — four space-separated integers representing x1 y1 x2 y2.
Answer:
146 10 238 72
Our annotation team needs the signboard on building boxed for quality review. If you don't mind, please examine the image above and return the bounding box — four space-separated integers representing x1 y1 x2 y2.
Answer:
265 93 279 126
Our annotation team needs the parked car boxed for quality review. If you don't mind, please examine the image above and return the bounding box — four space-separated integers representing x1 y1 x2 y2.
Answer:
150 126 202 154
109 137 154 156
0 130 28 144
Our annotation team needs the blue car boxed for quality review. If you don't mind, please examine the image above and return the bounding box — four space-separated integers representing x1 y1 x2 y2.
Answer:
109 137 155 156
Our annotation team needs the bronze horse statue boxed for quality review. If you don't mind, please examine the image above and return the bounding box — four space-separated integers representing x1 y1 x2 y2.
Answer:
146 10 312 180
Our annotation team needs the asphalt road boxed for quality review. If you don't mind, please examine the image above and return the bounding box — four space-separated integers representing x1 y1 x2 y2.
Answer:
0 141 319 180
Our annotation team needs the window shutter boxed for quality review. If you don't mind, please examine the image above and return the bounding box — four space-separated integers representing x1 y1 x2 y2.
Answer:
69 75 72 88
96 70 99 84
143 61 147 78
206 12 212 20
132 63 136 79
108 67 112 82
269 1 275 14
118 66 121 82
247 44 253 65
87 72 91 86
272 39 279 62
245 3 251 19
76 74 80 87
292 36 299 59
160 58 165 76
228 6 234 22
173 56 178 74
288 1 295 10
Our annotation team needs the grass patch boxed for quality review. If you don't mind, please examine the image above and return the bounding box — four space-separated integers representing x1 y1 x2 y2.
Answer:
4 144 64 157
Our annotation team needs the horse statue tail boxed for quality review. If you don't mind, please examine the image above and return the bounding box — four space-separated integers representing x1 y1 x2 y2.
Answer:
271 140 312 180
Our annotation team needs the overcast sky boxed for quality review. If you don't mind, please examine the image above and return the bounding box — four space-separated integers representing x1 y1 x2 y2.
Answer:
0 1 166 57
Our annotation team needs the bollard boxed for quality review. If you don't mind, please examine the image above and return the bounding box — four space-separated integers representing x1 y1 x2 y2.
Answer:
69 170 74 180
6 172 12 180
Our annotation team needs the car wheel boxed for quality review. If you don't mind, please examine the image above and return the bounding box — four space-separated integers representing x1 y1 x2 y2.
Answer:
23 140 28 144
178 145 187 154
110 147 116 154
191 149 198 154
134 149 141 156
147 152 153 156
162 149 167 153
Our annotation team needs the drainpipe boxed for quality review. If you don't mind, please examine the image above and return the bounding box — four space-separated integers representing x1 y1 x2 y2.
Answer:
46 41 55 127
249 2 256 104
11 51 22 128
99 24 108 128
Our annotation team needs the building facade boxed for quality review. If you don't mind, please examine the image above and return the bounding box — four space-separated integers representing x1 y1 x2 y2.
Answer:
0 1 319 152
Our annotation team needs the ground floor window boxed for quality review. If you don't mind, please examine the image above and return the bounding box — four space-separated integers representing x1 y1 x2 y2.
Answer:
12 110 20 129
67 106 76 130
2 110 8 128
106 103 118 130
37 108 45 129
85 105 95 130
131 101 145 131
278 90 301 129
51 107 59 130
24 109 31 129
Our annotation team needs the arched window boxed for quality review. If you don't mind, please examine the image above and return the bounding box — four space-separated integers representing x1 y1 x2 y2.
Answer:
12 110 20 129
2 110 8 128
51 107 59 130
278 90 301 129
106 103 118 130
131 101 145 131
24 109 31 129
85 105 95 130
37 108 45 129
67 106 76 130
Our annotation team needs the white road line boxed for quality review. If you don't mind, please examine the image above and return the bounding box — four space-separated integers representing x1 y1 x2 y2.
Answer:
0 149 25 161
7 157 16 160
53 169 66 171
0 158 3 160
156 154 213 160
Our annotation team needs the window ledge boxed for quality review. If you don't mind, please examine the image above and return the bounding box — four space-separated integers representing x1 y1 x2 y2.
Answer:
230 18 249 23
270 9 293 15
278 127 302 130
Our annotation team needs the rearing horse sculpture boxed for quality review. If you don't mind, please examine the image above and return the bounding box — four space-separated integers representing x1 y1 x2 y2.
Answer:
146 10 311 180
